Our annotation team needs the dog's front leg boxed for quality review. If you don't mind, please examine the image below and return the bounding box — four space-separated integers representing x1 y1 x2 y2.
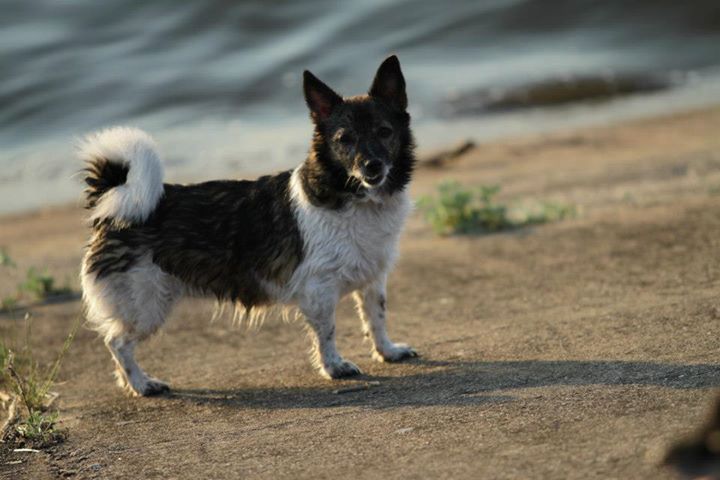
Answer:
354 278 417 362
301 289 362 379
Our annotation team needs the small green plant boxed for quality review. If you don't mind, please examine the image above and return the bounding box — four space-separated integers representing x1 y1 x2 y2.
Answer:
0 247 15 268
419 181 576 236
8 316 78 413
1 314 80 446
20 268 56 299
0 342 9 387
1 254 76 312
15 410 61 444
514 201 577 226
0 248 19 313
1 296 17 313
18 267 72 300
417 182 512 235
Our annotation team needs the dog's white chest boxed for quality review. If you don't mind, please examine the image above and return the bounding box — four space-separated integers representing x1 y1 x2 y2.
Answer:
292 188 411 294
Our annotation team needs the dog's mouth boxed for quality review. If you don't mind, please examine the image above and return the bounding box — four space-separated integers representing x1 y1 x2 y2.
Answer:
362 172 385 186
355 166 387 189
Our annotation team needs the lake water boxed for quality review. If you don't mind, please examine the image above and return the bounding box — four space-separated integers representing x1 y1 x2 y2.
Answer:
2 0 720 214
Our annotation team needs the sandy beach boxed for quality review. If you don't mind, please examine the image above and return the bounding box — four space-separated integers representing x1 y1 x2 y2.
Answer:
2 106 720 479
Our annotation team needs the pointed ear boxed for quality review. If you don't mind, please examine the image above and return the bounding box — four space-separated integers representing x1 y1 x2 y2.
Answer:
303 70 342 122
369 55 407 111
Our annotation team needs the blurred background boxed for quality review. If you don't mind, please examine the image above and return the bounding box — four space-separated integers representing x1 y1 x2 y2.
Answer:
2 0 720 214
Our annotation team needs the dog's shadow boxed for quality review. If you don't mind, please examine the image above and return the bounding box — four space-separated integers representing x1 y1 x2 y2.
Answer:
165 359 720 410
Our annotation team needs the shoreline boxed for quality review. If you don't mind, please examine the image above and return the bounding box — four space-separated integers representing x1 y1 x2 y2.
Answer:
3 102 720 223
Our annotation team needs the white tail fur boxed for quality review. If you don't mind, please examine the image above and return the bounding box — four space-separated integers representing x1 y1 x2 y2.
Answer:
80 126 164 224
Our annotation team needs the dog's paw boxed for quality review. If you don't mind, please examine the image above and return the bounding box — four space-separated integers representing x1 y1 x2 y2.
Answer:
372 343 418 363
143 378 171 396
126 377 170 397
322 359 363 379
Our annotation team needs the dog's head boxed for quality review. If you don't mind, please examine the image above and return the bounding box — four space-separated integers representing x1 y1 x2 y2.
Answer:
301 56 414 204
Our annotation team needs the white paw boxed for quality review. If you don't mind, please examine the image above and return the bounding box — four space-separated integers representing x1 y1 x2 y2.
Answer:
321 359 363 379
372 343 418 363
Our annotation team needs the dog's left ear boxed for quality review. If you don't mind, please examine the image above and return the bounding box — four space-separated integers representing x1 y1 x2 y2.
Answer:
369 55 407 111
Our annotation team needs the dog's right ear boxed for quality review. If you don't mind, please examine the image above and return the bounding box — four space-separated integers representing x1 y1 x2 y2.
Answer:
303 71 343 122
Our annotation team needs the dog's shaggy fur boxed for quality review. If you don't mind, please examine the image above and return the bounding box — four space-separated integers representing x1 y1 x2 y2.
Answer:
80 56 417 396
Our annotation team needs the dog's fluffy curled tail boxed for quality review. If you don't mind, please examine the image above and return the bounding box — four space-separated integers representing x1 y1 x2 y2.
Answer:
80 126 164 225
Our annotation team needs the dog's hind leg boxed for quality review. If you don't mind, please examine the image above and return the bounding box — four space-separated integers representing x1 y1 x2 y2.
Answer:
100 282 177 396
353 277 417 362
105 334 169 396
95 307 176 397
82 255 180 396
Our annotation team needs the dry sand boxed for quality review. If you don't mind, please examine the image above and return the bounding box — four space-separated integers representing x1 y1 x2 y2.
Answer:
2 107 720 479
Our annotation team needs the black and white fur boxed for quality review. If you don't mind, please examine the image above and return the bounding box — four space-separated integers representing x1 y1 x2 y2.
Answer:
80 56 417 396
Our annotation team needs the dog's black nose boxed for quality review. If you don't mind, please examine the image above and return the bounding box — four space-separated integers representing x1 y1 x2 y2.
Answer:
363 159 383 177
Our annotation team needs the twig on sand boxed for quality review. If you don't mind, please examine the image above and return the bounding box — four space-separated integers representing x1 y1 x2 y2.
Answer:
332 381 381 395
421 140 476 168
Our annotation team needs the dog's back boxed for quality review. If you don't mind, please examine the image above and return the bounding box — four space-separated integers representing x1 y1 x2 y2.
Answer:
85 167 303 309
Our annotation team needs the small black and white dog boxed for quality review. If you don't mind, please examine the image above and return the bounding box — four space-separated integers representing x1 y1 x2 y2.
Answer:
80 56 417 396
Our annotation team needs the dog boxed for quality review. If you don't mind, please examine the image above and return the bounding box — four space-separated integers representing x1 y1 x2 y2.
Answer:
79 56 417 396
664 396 720 479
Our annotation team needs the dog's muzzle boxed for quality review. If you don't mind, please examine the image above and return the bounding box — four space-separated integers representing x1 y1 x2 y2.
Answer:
360 159 386 186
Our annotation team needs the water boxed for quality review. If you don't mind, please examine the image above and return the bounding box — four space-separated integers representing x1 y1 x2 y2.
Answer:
2 0 720 214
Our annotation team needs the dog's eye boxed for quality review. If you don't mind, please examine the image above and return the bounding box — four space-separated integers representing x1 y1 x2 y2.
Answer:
338 132 355 145
377 126 393 139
